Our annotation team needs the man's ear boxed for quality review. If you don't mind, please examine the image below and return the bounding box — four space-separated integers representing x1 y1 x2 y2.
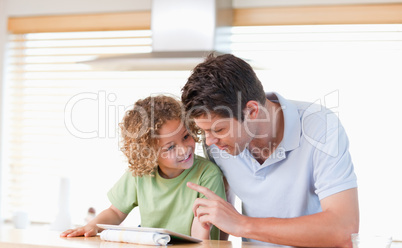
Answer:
244 101 259 120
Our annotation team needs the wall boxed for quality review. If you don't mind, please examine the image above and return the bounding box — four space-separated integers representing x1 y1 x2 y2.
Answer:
0 0 7 223
5 0 151 16
234 0 402 7
4 0 402 17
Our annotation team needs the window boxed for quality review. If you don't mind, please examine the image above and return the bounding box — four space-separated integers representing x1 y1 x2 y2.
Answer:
232 24 402 236
2 23 402 237
2 30 192 226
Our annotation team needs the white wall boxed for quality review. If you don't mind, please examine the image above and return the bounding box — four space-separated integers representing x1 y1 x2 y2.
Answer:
0 0 6 112
0 0 8 223
0 0 6 106
234 0 402 7
5 0 151 16
4 0 402 17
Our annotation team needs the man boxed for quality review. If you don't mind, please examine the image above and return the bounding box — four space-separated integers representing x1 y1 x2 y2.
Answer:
181 54 359 247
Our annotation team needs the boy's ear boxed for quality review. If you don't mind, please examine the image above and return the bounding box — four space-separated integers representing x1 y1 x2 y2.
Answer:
244 101 259 120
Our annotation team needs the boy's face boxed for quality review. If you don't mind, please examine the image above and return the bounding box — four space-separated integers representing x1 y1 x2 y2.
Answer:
194 114 252 156
156 119 196 179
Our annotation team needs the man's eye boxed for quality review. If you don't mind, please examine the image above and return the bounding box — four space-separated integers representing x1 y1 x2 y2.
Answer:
214 129 223 133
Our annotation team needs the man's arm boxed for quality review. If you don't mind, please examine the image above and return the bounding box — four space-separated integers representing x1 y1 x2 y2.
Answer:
188 182 359 248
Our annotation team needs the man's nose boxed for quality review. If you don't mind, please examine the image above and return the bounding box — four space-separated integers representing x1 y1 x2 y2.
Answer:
205 132 218 146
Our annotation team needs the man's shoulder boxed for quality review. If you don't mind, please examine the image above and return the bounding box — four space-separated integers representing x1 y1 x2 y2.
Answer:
292 100 340 133
273 93 343 150
290 99 337 121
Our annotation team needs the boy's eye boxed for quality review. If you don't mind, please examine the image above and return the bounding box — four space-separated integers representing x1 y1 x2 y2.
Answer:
183 134 190 140
214 128 223 133
167 145 175 151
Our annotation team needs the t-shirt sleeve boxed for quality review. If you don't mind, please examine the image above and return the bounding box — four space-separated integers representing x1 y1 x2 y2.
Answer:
196 159 227 240
313 121 358 200
198 161 227 201
107 171 138 214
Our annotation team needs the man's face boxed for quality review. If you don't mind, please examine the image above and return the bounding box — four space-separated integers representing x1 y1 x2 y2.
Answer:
194 114 252 156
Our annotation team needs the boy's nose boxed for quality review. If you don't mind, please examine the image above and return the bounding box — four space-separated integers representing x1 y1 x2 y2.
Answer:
177 146 188 157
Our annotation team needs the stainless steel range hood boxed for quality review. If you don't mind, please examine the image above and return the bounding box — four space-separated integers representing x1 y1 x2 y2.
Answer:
84 0 233 71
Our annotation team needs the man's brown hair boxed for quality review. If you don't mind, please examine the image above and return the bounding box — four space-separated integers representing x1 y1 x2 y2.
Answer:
181 53 266 121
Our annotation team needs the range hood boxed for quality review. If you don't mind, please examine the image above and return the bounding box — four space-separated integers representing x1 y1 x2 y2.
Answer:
84 0 233 71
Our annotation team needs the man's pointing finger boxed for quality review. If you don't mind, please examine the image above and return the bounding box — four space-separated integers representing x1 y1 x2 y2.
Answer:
187 182 220 200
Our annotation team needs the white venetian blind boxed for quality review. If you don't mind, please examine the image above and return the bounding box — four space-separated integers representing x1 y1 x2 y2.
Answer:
2 30 192 224
231 24 402 236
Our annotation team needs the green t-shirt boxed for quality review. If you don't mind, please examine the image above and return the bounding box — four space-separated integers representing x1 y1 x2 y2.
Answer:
107 155 226 239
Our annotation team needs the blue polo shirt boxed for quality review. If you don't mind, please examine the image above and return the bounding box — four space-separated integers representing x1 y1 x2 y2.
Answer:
207 92 357 241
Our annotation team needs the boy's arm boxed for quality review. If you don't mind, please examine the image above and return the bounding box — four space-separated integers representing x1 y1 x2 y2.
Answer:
200 144 231 241
196 162 227 240
60 205 128 237
191 216 211 240
218 177 232 241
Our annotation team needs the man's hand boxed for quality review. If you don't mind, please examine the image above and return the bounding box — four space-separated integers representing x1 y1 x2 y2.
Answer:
188 182 359 247
187 182 245 237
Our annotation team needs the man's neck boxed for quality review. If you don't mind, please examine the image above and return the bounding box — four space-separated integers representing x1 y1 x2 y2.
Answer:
248 100 284 165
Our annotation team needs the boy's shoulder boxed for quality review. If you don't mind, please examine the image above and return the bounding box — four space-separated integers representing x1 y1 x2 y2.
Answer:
194 154 213 164
193 155 222 173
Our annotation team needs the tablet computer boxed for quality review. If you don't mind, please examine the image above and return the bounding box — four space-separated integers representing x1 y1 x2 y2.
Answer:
97 224 202 243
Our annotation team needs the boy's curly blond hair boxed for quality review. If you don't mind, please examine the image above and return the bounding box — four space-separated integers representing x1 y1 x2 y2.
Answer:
120 95 200 177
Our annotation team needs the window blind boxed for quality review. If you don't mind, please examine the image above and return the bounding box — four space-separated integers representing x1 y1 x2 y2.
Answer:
231 24 402 237
2 30 192 224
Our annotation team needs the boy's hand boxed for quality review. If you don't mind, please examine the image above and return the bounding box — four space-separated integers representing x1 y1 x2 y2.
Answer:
60 225 99 237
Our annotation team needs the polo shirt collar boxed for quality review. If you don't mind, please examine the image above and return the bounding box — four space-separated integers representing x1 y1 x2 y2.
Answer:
266 92 301 152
